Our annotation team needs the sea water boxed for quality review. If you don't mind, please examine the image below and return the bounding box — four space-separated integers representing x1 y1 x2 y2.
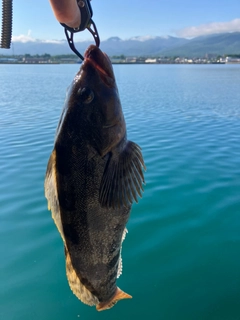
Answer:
1 63 240 320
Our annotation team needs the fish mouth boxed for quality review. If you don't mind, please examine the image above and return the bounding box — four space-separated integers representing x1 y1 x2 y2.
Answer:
84 45 115 84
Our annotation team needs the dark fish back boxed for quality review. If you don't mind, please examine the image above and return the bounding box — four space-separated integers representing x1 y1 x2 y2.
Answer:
55 130 130 302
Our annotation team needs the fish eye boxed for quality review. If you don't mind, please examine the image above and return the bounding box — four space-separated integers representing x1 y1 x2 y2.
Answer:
78 87 94 104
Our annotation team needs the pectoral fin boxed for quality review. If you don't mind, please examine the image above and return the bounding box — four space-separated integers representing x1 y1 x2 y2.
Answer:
96 287 132 311
99 141 146 208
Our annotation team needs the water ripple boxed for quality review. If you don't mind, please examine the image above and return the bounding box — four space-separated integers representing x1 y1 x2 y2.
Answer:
1 64 240 320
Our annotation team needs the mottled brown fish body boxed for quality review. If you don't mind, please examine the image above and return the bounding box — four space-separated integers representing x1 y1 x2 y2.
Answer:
45 45 145 310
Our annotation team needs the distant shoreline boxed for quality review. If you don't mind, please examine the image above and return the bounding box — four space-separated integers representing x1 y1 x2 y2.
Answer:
0 61 234 65
1 54 240 65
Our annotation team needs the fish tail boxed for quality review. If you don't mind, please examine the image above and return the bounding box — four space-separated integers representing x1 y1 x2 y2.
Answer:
96 287 132 311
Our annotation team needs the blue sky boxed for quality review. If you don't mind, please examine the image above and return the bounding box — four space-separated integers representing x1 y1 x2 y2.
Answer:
7 0 240 42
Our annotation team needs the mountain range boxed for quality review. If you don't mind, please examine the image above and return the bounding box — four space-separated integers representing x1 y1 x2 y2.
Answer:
1 32 240 57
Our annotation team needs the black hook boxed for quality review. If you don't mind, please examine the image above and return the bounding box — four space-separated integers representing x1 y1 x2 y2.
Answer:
61 0 100 60
64 28 84 61
87 19 100 48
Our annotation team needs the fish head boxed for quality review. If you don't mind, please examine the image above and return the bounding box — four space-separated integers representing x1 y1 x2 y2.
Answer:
69 45 126 157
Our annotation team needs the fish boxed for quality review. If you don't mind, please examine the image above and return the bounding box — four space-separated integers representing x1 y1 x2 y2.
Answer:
44 45 145 311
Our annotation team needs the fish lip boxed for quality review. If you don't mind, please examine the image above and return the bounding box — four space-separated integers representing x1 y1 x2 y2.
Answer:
84 45 114 81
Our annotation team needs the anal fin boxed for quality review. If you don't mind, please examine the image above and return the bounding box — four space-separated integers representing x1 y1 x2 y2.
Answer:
117 228 128 278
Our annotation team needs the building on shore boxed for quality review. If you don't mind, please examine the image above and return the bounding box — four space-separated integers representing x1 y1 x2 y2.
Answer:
225 56 240 64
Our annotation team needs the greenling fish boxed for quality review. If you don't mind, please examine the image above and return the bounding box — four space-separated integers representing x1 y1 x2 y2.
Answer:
44 45 145 311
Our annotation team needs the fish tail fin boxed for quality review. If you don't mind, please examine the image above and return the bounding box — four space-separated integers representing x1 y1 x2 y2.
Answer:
96 287 132 311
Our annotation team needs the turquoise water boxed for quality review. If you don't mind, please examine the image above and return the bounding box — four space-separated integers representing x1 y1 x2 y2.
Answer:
1 63 240 320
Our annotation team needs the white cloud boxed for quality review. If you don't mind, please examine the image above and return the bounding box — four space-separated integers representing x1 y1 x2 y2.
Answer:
42 39 65 44
12 30 36 43
12 30 65 44
176 18 240 38
129 35 172 41
129 35 158 41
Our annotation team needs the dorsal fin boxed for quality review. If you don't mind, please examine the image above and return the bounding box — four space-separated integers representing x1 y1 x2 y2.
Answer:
44 150 65 243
